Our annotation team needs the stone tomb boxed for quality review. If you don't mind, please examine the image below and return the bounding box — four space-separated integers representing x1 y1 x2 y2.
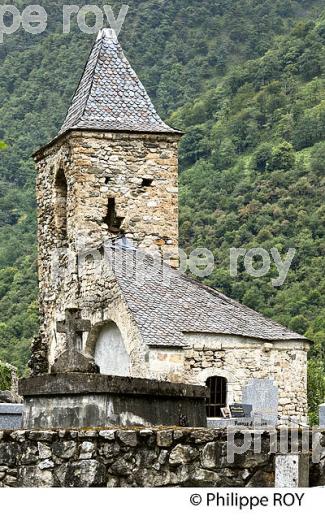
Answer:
243 379 279 426
19 309 208 429
19 374 207 429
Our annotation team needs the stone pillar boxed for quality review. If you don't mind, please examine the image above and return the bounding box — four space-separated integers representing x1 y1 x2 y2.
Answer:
275 454 309 487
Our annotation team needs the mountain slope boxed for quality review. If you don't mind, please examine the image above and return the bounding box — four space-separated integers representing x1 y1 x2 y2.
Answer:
172 15 325 359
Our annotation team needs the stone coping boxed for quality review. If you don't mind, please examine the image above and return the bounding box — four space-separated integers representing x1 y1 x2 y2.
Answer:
0 403 24 414
19 373 208 399
34 129 182 159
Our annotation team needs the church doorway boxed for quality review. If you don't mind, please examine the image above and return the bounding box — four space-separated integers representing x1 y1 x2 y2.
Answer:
94 322 130 376
206 376 227 418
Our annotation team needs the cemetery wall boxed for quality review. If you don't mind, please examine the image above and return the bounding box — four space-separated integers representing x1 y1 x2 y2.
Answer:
0 427 324 488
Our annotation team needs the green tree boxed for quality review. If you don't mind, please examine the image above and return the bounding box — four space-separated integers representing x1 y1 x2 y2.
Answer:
310 142 325 176
308 360 325 425
270 141 296 171
251 143 273 172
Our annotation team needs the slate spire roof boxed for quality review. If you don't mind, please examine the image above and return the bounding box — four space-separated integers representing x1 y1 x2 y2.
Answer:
60 29 180 135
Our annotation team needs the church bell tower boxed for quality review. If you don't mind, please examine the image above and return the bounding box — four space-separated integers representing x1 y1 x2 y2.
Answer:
32 29 182 373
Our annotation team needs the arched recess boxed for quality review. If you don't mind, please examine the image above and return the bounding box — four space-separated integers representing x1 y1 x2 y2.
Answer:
54 168 68 241
86 321 130 377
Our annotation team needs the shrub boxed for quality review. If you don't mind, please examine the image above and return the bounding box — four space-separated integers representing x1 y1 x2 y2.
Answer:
0 361 12 391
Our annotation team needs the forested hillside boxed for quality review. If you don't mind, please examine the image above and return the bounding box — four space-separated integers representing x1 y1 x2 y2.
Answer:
0 0 324 417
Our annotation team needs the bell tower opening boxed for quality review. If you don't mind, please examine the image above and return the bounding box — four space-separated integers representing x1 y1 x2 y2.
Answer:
54 168 67 241
104 197 124 233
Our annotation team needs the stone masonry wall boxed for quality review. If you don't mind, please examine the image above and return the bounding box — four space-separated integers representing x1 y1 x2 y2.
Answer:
1 427 324 488
148 334 309 423
0 427 278 488
33 130 180 372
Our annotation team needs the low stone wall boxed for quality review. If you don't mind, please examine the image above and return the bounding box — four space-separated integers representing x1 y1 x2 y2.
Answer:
0 427 324 488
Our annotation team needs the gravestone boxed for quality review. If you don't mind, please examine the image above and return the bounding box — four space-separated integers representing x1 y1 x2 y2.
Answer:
243 379 278 426
0 403 23 429
0 361 23 429
319 403 325 427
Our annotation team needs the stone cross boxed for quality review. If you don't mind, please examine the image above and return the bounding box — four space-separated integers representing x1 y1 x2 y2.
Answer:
57 308 91 353
52 308 98 374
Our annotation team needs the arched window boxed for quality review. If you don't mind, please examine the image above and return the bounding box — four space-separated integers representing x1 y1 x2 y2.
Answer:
54 168 67 241
206 376 227 417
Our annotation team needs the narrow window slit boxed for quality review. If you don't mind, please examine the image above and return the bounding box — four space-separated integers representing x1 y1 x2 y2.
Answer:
54 168 68 241
104 198 124 233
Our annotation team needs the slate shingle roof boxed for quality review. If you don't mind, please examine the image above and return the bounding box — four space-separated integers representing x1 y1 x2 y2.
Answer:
60 29 180 135
105 248 306 347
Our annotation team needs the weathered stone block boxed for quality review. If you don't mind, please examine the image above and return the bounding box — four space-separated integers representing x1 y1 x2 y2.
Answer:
0 443 19 466
38 459 54 470
201 442 221 469
37 443 52 460
28 431 55 442
157 430 173 447
18 466 54 487
61 460 106 487
52 440 77 460
169 445 198 466
99 430 116 441
79 441 95 460
117 431 138 447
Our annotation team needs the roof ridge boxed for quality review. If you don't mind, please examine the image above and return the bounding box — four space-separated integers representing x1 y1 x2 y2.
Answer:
78 35 103 125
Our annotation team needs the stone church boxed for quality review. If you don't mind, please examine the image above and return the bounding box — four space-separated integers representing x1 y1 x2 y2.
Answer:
31 29 310 423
